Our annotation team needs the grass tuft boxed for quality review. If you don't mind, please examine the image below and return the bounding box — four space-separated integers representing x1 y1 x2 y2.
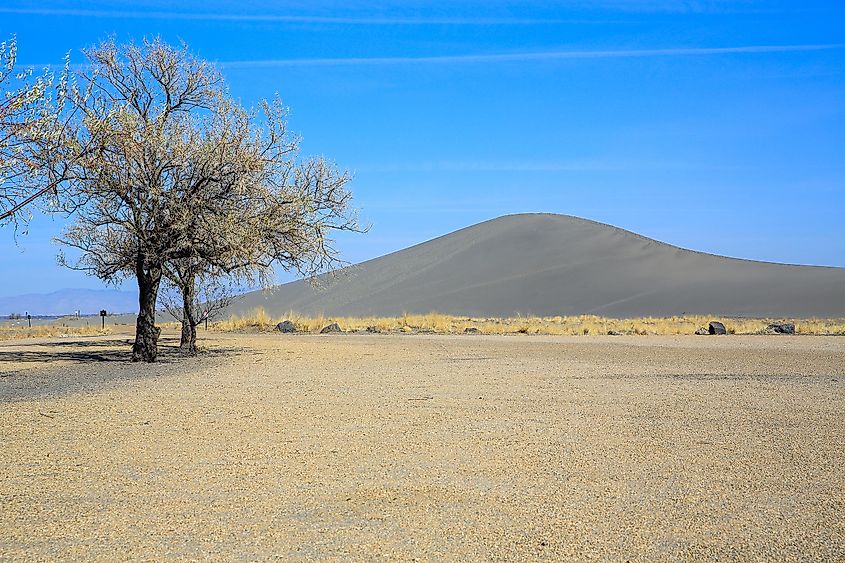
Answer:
0 325 113 341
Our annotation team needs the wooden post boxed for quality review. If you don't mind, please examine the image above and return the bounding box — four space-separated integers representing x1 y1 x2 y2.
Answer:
100 309 107 329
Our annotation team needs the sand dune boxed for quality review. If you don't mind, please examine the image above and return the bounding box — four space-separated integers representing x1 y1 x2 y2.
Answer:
229 214 845 318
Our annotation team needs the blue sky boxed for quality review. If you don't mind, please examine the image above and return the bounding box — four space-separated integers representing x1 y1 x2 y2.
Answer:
1 0 843 298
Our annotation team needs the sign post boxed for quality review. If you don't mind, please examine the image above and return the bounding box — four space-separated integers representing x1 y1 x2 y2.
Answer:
100 309 107 330
26 312 31 328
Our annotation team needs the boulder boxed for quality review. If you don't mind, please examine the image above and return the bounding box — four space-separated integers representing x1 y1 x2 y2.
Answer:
464 327 481 334
708 321 727 335
607 330 622 336
767 322 796 335
275 320 297 333
694 327 709 336
365 325 381 334
320 323 343 334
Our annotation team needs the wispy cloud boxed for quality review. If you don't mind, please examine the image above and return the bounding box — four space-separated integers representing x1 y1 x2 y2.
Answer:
356 160 630 173
353 159 747 173
221 44 845 68
19 44 844 72
0 7 612 25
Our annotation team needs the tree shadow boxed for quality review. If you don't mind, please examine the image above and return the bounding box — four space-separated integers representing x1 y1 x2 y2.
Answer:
0 337 186 365
5 338 135 348
0 338 134 364
0 337 241 365
0 336 244 402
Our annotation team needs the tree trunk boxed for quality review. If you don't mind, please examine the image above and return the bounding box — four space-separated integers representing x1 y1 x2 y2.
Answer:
179 274 198 356
180 315 192 353
132 255 162 363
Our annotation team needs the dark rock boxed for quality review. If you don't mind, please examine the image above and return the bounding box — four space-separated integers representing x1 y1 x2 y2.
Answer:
768 322 796 334
464 327 481 334
365 326 380 333
607 330 622 336
275 320 297 333
320 323 343 334
694 327 709 336
708 321 727 335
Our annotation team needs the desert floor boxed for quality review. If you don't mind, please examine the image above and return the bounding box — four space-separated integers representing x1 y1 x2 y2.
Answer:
1 332 844 560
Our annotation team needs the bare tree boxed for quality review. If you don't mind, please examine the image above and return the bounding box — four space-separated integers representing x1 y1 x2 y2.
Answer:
54 38 358 362
157 103 359 355
54 38 223 361
0 35 70 227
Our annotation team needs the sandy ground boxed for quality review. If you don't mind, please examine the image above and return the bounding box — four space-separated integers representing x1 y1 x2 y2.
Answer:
1 332 844 560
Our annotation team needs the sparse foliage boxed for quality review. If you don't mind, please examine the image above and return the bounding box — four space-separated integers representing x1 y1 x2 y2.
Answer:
52 37 358 361
0 35 71 227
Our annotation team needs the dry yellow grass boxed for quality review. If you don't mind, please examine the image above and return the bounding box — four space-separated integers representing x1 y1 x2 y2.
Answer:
4 311 839 342
211 308 845 336
0 325 112 341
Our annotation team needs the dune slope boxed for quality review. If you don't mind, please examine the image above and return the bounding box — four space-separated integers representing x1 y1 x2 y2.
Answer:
229 214 845 318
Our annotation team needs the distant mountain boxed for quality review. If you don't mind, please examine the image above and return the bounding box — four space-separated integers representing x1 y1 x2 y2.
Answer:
0 288 136 317
227 213 845 318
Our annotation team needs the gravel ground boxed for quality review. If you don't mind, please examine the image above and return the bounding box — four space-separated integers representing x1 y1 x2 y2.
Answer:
1 333 844 560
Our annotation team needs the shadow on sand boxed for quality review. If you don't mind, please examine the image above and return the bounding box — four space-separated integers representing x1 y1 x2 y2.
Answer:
0 338 135 364
0 337 239 364
0 336 243 401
